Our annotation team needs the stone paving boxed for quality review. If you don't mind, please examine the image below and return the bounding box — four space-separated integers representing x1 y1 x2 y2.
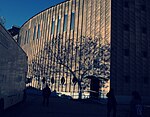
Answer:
1 94 150 117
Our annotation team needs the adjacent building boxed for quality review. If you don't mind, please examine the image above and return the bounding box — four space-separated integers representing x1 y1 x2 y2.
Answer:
19 0 150 102
8 26 20 43
0 24 28 109
110 0 150 103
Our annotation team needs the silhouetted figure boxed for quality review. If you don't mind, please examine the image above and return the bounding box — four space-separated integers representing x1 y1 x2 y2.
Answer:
42 84 51 106
130 91 143 117
23 88 27 102
0 98 4 114
106 88 117 117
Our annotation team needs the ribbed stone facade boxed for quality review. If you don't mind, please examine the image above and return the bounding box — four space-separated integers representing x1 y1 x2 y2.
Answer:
19 0 111 97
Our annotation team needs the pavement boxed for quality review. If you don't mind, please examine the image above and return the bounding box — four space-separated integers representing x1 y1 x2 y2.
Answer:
1 93 150 117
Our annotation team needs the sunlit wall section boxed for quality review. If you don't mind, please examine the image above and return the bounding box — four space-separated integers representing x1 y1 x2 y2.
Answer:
19 0 111 97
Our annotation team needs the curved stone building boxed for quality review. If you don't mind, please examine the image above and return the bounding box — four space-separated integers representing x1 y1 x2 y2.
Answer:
19 0 111 97
20 0 150 102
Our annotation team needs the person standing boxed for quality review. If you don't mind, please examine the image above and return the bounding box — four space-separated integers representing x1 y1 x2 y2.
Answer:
106 88 117 117
130 91 143 117
42 84 51 106
23 88 27 102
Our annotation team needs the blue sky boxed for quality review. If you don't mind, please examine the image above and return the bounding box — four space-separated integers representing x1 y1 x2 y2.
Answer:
0 0 65 29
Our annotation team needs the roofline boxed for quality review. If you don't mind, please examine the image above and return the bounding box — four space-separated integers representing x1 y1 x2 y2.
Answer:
20 0 70 29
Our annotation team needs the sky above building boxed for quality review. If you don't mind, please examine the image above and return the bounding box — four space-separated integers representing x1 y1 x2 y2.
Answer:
0 0 66 29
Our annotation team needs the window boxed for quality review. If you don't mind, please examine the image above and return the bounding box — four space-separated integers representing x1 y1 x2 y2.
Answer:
24 30 27 44
33 26 36 40
63 14 68 32
124 1 129 8
141 5 146 11
51 20 55 34
57 18 61 33
144 77 149 84
124 24 129 31
71 12 75 30
124 76 130 83
124 49 129 56
37 24 40 39
142 51 148 58
27 29 30 43
142 27 147 34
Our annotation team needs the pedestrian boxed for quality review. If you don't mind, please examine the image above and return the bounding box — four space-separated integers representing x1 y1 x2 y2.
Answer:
23 88 27 102
106 88 117 117
42 84 51 106
130 91 143 117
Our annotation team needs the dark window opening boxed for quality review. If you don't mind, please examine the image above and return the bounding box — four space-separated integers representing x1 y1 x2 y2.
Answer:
142 51 148 58
24 30 27 44
124 49 130 56
142 27 147 34
144 77 149 84
27 29 30 43
71 12 75 30
37 24 40 39
63 15 68 32
141 5 146 11
57 18 61 33
124 24 129 31
124 1 129 8
51 20 55 34
124 76 130 83
33 26 36 40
